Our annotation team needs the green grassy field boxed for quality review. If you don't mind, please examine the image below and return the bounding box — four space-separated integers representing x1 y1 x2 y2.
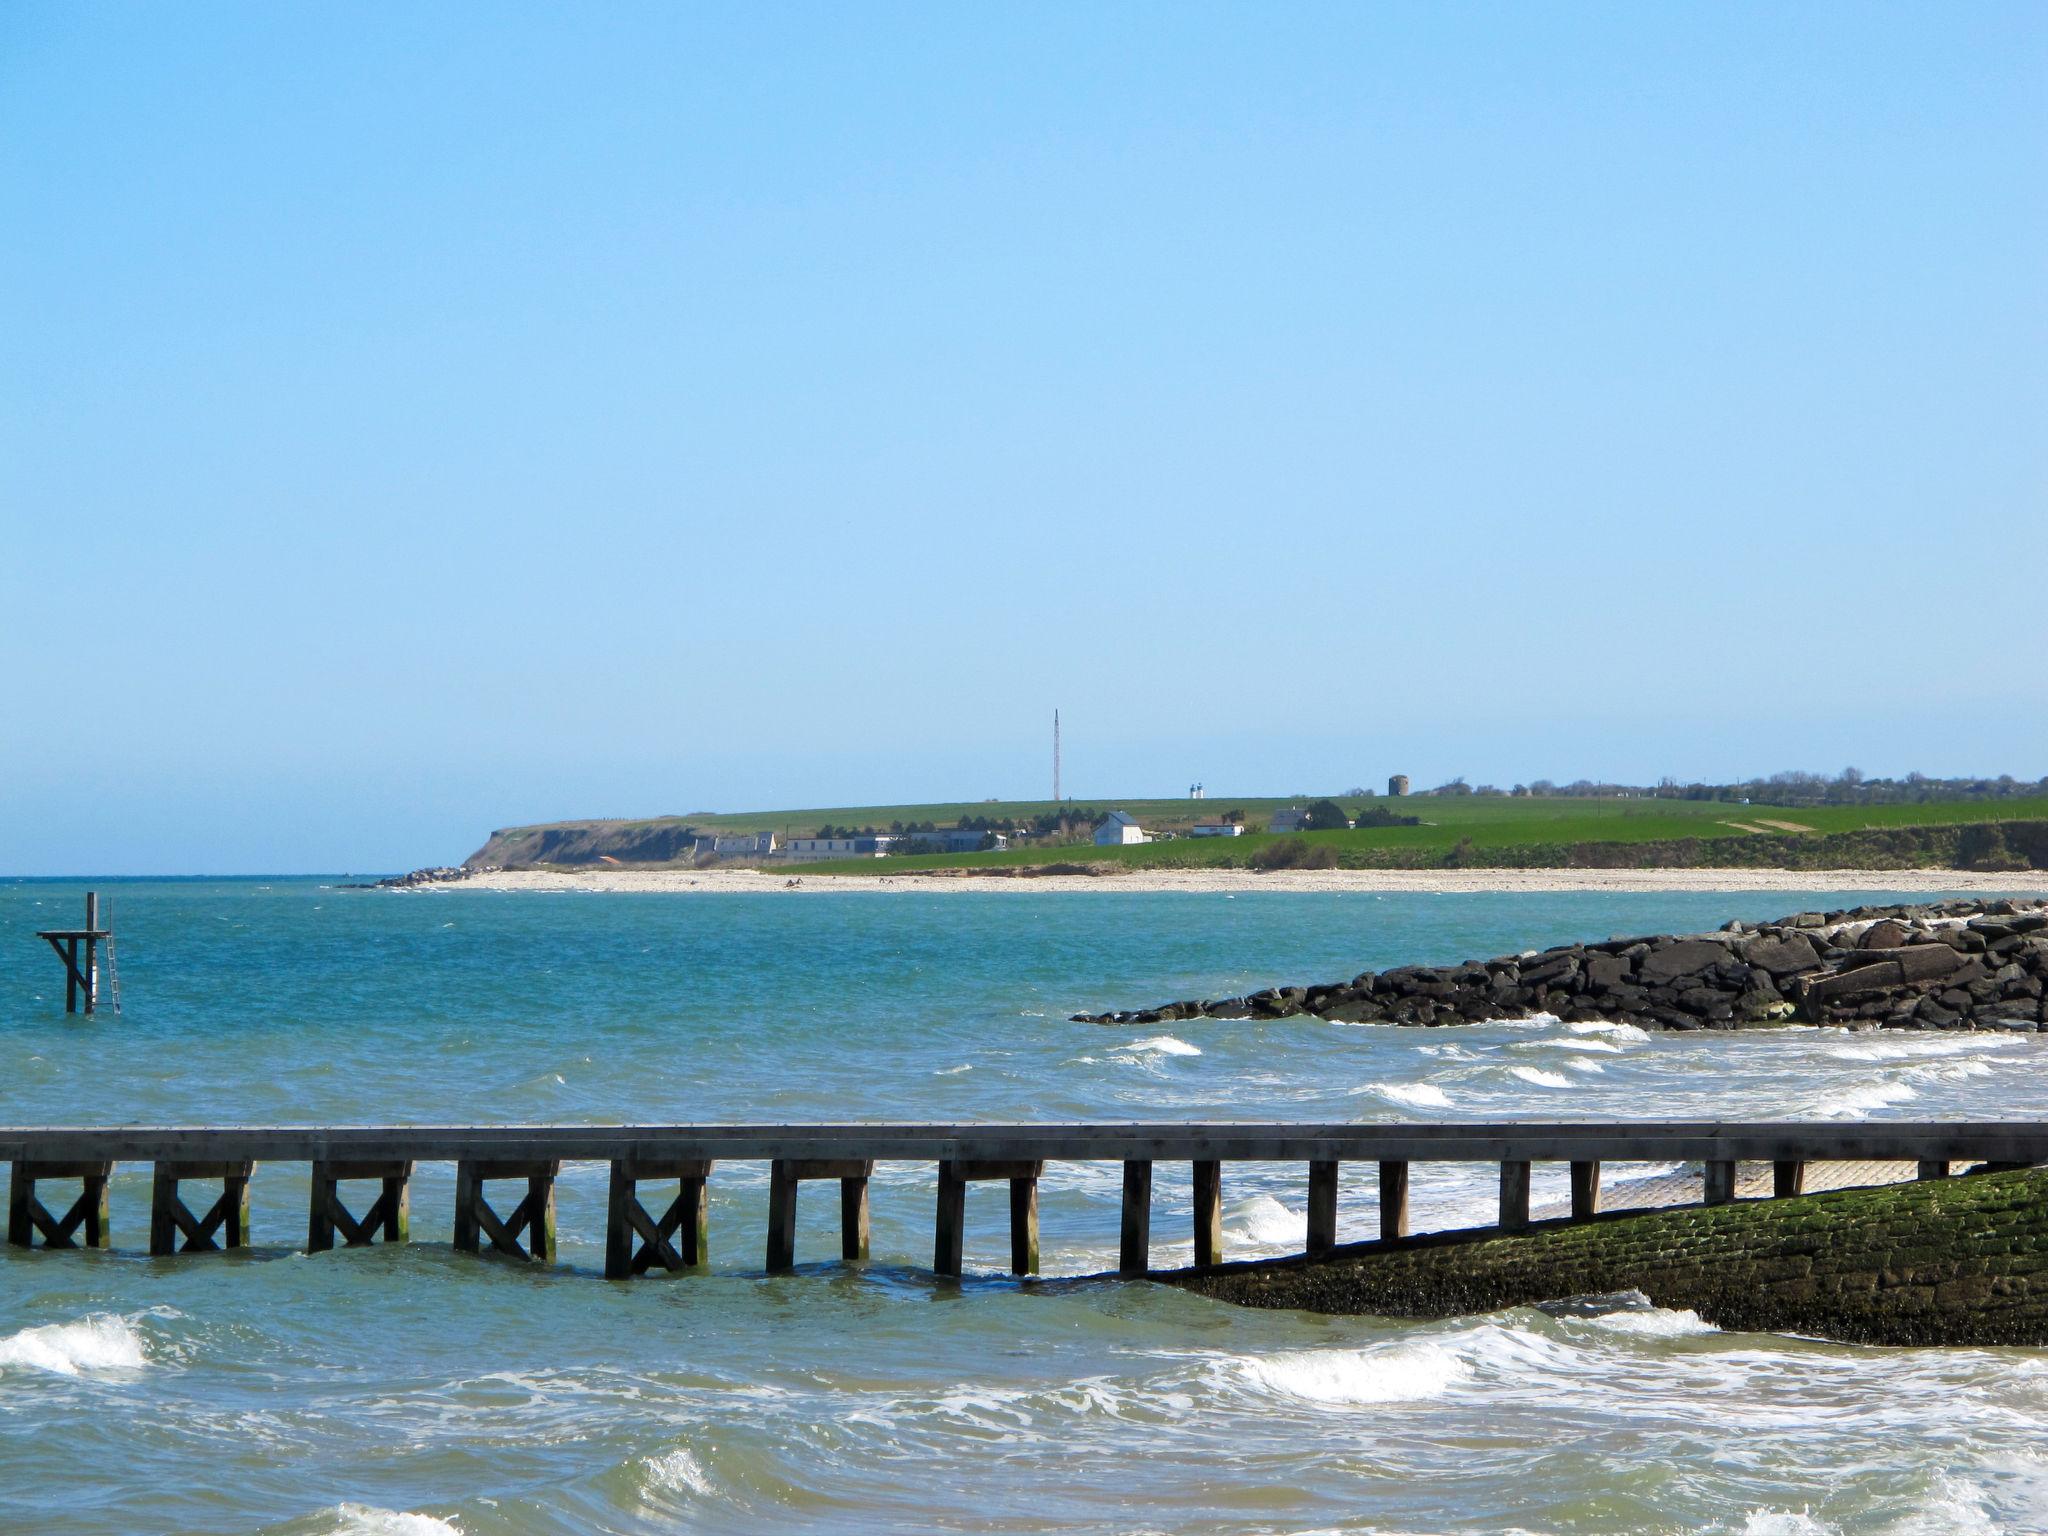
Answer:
631 793 2048 874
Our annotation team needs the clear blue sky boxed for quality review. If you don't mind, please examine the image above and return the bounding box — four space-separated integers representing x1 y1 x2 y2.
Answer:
3 4 2042 874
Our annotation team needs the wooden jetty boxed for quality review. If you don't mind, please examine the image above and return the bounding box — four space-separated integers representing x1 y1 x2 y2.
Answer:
3 1121 2039 1278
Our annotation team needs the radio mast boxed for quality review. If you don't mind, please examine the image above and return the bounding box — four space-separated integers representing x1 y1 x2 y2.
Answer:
1053 709 1062 803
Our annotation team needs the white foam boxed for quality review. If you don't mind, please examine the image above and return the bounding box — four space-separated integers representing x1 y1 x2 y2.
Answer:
1357 1081 1452 1109
1569 1020 1651 1042
1226 1194 1304 1246
1231 1340 1469 1405
933 1063 973 1076
1734 1513 1836 1536
0 1314 148 1376
1564 1058 1606 1074
1828 1035 2015 1063
319 1506 461 1536
1808 1080 1917 1119
1509 1066 1573 1089
1121 1035 1201 1058
644 1447 715 1497
1573 1307 1718 1339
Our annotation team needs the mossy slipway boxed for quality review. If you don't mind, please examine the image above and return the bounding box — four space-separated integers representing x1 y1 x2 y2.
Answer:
1174 1167 2048 1348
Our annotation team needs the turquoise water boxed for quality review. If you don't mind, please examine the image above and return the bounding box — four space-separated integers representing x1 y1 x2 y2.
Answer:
5 878 2048 1534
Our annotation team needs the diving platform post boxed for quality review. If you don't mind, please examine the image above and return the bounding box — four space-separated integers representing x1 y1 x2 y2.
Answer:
36 891 116 1015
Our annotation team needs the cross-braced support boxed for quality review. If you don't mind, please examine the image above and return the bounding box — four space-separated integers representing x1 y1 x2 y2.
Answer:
150 1161 254 1255
8 1160 112 1249
453 1158 557 1262
605 1157 712 1279
766 1158 872 1271
933 1158 1043 1279
308 1160 412 1251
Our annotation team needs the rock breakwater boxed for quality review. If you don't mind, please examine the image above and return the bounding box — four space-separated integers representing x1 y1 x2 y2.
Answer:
1075 898 2048 1032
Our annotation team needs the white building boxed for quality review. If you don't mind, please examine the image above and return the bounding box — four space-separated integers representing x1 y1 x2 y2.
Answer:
1093 810 1149 846
694 831 779 859
1189 822 1243 838
785 835 896 863
1268 807 1308 833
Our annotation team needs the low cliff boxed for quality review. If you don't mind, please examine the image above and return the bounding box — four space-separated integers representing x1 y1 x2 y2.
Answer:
465 819 705 869
1172 1167 2048 1347
1077 898 2048 1031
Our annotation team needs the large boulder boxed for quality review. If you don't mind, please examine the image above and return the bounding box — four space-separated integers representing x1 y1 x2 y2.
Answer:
1740 932 1824 976
1639 940 1730 984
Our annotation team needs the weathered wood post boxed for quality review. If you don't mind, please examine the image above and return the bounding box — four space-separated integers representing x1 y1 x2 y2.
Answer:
1704 1160 1738 1205
1191 1159 1223 1267
1306 1159 1339 1256
933 1159 966 1276
1499 1161 1531 1232
1378 1160 1410 1239
82 892 98 1016
932 1160 1041 1278
766 1159 873 1272
453 1158 557 1262
1916 1160 1951 1181
1570 1160 1601 1220
307 1160 411 1251
605 1157 711 1278
150 1161 254 1255
1118 1159 1152 1276
1008 1170 1039 1276
8 1160 112 1249
1773 1160 1806 1197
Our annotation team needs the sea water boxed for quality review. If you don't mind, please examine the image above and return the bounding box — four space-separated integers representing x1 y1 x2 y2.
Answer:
3 878 2048 1534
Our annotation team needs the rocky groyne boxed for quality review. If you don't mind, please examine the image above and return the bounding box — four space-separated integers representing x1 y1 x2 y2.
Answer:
1171 1166 2048 1347
1076 897 2048 1032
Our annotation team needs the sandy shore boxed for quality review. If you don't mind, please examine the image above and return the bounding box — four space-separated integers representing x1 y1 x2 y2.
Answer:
446 867 2047 897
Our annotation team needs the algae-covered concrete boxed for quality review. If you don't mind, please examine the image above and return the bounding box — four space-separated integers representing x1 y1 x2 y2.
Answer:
1173 1168 2048 1346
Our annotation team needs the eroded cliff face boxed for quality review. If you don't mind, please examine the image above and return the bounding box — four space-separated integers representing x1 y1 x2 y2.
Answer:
1078 899 2048 1033
1172 1167 2048 1347
465 820 705 869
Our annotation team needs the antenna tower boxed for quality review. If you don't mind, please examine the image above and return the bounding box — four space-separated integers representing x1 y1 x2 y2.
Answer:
1053 709 1062 802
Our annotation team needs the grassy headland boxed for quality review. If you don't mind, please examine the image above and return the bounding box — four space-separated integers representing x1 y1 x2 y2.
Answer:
468 795 2048 874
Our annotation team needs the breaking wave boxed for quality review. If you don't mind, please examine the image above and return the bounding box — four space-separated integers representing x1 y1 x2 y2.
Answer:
0 1314 148 1376
1509 1065 1573 1088
315 1507 461 1536
1356 1081 1453 1109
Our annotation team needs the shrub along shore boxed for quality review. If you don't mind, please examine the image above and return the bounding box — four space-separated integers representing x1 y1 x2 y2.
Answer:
1076 898 2048 1032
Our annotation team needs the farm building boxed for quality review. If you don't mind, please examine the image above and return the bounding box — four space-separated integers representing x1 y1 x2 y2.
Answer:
1267 807 1308 833
785 836 898 863
694 831 779 858
1093 811 1149 846
1189 822 1243 838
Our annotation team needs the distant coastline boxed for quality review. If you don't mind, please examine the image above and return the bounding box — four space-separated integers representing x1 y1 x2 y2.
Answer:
443 867 2048 896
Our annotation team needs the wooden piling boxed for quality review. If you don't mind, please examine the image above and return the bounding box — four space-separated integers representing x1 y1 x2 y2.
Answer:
605 1157 712 1278
150 1161 254 1256
1498 1160 1531 1232
933 1159 966 1277
931 1159 1041 1277
308 1159 411 1251
1570 1160 1601 1220
452 1158 557 1262
841 1172 870 1263
1773 1160 1805 1198
1119 1159 1152 1276
1704 1160 1737 1206
1306 1159 1339 1256
1379 1160 1410 1240
767 1158 872 1273
1191 1159 1222 1268
8 1160 111 1249
1009 1173 1038 1275
1917 1160 1951 1181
